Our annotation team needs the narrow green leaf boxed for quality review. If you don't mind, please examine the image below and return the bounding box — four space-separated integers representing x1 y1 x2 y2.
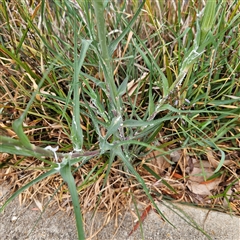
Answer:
12 118 32 150
0 144 40 158
132 39 151 69
148 79 154 117
60 159 85 240
201 0 216 41
108 0 146 55
115 146 174 226
117 76 129 96
105 115 122 139
71 37 92 151
130 32 169 98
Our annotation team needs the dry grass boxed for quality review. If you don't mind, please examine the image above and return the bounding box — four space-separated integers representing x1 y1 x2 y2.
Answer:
0 1 240 237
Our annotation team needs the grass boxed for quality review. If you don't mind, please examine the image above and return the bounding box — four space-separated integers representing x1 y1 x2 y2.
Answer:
0 0 240 239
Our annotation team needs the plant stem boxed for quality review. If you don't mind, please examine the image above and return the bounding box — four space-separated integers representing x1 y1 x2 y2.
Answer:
92 0 120 113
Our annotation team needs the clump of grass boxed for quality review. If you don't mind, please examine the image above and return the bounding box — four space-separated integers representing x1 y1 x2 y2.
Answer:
0 0 240 239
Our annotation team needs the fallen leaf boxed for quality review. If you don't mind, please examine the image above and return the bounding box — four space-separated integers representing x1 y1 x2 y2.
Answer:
186 159 221 195
128 204 152 236
147 150 171 175
187 180 221 195
172 172 183 179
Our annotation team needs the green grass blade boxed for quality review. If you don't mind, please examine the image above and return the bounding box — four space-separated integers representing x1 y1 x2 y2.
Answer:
109 0 146 55
201 0 216 42
71 37 92 151
92 0 119 110
115 146 174 226
60 158 85 240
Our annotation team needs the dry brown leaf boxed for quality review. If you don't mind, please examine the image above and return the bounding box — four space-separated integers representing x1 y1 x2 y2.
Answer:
128 204 152 236
187 180 221 196
186 158 221 195
147 150 171 175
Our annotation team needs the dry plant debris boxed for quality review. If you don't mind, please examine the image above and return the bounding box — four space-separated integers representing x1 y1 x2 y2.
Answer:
0 1 239 237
